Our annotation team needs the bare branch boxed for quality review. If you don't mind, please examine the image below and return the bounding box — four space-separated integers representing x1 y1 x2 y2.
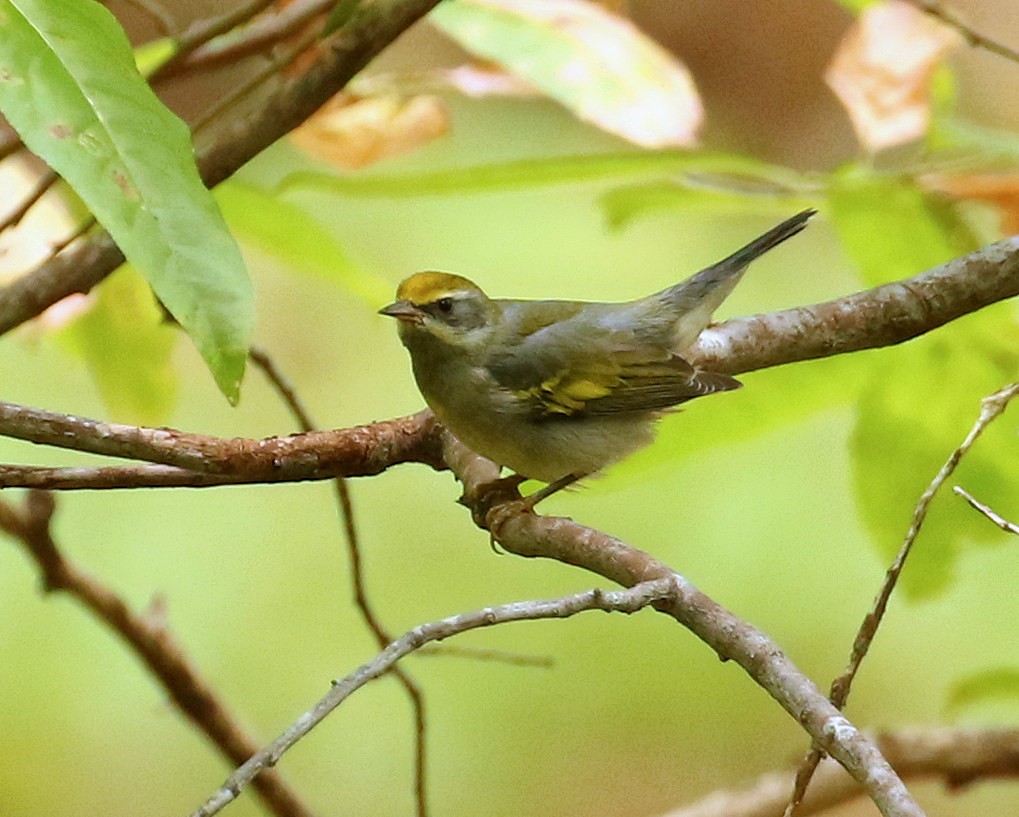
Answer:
688 234 1019 375
249 346 430 817
0 404 446 481
664 726 1019 817
0 491 315 817
904 0 1019 65
160 0 334 79
954 485 1019 535
148 0 282 81
783 381 1019 813
191 578 679 817
443 436 923 817
1 235 1018 490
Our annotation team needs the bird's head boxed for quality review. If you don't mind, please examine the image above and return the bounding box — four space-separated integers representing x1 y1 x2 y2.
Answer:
380 272 496 351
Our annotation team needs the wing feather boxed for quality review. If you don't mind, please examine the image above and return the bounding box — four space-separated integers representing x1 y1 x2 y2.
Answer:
485 301 739 418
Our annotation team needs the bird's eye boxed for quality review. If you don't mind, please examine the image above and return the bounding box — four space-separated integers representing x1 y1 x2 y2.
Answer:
435 297 454 314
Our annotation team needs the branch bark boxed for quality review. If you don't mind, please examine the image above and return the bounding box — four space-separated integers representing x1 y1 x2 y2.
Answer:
663 726 1019 817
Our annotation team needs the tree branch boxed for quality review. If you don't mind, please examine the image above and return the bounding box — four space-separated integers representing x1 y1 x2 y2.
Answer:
663 726 1019 817
0 491 315 817
191 577 680 817
1 231 1017 489
686 232 1019 374
441 434 922 817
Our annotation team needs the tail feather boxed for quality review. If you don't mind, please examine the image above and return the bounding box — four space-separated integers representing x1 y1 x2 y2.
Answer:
664 209 815 350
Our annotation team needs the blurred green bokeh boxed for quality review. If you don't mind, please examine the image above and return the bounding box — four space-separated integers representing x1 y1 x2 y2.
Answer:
2 28 1019 817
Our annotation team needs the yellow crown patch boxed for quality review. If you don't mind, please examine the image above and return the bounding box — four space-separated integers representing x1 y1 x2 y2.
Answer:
396 271 484 304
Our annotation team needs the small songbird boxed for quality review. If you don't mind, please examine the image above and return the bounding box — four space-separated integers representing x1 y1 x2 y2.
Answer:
381 210 814 503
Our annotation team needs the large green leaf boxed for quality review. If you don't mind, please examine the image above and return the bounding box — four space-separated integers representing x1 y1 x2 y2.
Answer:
0 0 252 401
851 308 1019 598
59 267 179 424
216 181 391 305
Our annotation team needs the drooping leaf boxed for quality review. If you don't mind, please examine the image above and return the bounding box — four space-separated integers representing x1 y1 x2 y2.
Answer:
59 266 179 424
0 0 252 401
851 307 1019 598
216 181 392 305
429 0 702 148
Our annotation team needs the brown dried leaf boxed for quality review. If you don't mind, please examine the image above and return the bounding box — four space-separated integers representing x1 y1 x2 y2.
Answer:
290 93 449 170
921 171 1019 234
826 0 962 153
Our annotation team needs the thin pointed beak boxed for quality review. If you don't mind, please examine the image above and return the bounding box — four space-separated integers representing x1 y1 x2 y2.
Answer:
379 300 425 324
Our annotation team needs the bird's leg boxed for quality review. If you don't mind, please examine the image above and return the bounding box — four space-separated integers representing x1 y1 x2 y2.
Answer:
519 472 583 511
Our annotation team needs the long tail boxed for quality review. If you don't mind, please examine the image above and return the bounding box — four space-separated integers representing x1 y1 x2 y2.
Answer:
664 209 815 350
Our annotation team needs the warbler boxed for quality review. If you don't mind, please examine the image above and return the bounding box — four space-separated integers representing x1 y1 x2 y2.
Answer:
381 210 814 502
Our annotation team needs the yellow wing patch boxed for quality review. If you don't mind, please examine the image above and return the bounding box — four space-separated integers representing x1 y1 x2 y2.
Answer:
520 370 619 415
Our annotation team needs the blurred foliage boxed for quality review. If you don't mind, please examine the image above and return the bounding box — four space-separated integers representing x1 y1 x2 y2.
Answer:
948 667 1019 717
2 1 1019 816
58 266 179 425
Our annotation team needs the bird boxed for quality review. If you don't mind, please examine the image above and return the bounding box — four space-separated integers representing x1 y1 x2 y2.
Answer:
380 210 814 506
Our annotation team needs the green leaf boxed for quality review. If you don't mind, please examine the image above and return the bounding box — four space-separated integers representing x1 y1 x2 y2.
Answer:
133 36 177 78
430 0 701 148
947 668 1019 716
281 150 810 197
827 167 982 286
216 181 392 305
851 307 1019 598
58 266 178 424
0 0 252 401
929 117 1019 164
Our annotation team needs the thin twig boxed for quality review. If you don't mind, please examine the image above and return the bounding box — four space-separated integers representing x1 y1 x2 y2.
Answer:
191 577 679 817
189 23 321 135
248 347 429 817
954 485 1019 536
0 491 315 817
905 0 1019 65
118 0 176 37
444 434 924 817
162 0 334 80
0 170 58 235
782 381 1019 815
148 0 283 82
